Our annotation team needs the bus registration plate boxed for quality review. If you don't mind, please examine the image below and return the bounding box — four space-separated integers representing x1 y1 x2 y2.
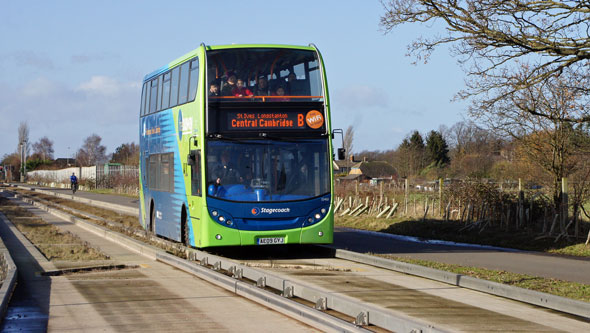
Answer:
257 237 285 245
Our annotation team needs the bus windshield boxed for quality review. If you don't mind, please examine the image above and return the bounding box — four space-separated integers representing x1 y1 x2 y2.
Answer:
206 139 330 202
207 48 324 102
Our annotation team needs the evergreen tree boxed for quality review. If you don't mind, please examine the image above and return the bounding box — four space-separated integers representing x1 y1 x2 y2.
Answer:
426 130 450 167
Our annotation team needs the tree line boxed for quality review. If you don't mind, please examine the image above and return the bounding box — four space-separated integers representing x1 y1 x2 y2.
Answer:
1 121 139 177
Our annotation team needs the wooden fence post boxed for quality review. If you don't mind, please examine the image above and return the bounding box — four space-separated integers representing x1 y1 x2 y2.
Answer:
439 178 443 217
518 178 524 228
404 178 409 216
562 177 568 234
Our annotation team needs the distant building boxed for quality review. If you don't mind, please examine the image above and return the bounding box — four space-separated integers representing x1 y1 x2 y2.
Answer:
334 155 359 175
54 158 76 168
337 160 398 184
335 160 361 175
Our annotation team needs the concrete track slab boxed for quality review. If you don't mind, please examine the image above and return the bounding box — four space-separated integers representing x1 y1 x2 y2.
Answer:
0 195 319 332
241 257 590 332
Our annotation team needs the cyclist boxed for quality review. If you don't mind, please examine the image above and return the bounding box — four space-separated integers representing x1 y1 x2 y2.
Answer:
70 173 78 193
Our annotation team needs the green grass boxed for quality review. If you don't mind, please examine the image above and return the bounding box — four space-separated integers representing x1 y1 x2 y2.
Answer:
0 198 109 261
336 215 590 257
87 188 139 198
377 254 590 302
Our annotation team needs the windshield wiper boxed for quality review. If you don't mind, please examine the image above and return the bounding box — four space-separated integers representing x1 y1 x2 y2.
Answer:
256 133 302 143
207 133 240 141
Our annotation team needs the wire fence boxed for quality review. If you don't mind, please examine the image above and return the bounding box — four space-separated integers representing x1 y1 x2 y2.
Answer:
27 164 140 195
334 178 590 243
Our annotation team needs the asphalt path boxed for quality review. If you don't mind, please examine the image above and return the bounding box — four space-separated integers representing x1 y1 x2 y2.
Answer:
333 228 590 284
12 184 590 284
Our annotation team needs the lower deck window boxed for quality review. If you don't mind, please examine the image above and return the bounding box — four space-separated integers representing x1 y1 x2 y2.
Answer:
148 152 174 192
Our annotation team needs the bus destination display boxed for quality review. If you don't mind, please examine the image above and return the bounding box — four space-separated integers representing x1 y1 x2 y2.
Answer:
227 110 324 131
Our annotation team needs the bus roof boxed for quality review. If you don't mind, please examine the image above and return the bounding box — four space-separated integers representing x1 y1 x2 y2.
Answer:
143 43 317 82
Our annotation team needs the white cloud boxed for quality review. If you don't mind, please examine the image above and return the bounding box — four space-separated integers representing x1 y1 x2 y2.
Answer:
20 77 62 97
76 76 137 96
0 75 141 159
333 85 390 109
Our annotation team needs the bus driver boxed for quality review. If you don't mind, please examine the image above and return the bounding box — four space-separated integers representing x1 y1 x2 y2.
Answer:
211 150 242 186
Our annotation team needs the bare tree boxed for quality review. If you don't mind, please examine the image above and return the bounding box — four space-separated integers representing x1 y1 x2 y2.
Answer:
380 0 590 122
75 134 108 166
17 121 30 156
32 136 54 161
110 142 139 166
473 66 590 208
343 125 355 160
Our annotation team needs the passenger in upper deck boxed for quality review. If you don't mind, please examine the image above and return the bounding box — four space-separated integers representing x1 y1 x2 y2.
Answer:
208 81 220 97
272 86 290 102
232 78 253 98
221 72 238 96
253 75 270 96
286 72 306 96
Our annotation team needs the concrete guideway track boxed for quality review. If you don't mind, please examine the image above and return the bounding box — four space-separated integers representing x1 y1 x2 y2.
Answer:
235 257 588 332
0 192 321 332
10 183 590 285
4 187 590 331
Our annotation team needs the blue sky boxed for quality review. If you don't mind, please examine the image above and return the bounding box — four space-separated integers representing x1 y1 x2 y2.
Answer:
0 0 467 159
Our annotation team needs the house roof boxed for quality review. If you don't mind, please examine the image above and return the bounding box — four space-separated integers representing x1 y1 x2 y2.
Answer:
334 160 361 168
340 174 364 180
359 161 398 179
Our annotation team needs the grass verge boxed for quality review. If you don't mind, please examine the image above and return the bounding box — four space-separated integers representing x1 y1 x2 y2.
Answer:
7 188 188 259
87 188 139 199
13 189 140 229
376 254 590 302
0 196 109 261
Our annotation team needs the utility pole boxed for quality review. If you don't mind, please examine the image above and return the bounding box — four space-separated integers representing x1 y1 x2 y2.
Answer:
19 142 23 182
23 139 27 182
19 139 27 183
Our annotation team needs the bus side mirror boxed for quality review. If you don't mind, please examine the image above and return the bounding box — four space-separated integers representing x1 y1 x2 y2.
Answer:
337 148 345 160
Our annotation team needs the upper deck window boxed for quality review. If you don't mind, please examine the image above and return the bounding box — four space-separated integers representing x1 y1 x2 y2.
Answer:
207 48 323 103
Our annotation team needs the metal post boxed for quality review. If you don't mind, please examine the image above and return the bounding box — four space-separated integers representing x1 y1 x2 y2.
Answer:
19 142 24 182
23 139 27 182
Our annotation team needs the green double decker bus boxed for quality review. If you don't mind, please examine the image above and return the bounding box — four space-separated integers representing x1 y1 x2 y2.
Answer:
139 44 339 247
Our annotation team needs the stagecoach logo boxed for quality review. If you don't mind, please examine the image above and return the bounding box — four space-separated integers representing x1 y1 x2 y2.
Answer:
251 207 291 216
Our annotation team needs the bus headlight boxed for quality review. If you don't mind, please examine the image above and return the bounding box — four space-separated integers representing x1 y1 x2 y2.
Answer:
212 210 219 217
215 234 222 240
321 208 327 214
318 231 324 237
314 213 322 220
218 216 225 222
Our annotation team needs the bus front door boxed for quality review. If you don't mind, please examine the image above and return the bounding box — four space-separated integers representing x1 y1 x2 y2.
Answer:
187 149 202 246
